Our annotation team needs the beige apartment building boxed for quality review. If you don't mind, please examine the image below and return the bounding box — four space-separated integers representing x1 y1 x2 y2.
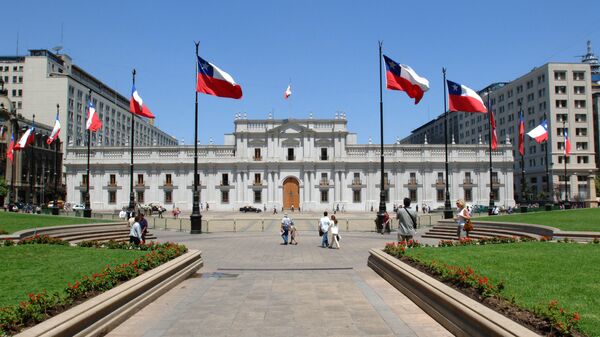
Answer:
404 62 598 206
0 49 176 149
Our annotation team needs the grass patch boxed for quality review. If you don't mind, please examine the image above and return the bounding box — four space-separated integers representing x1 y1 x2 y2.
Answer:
406 242 600 336
0 212 116 234
0 245 146 307
476 208 600 232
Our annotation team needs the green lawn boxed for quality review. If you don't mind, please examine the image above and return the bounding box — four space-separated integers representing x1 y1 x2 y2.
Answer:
0 245 146 307
476 208 600 232
0 212 116 234
406 242 600 336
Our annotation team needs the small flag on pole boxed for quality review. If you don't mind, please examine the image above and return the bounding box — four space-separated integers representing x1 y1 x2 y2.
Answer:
518 111 525 156
14 123 35 150
490 110 498 150
6 133 14 161
526 120 549 144
196 56 243 99
284 84 292 99
564 129 571 157
130 84 155 118
383 55 429 104
86 100 102 132
47 112 61 145
447 80 487 113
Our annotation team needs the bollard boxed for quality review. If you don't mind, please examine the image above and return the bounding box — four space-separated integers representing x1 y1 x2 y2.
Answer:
152 217 156 229
346 219 349 231
206 220 209 233
234 220 237 232
179 219 183 231
261 220 264 232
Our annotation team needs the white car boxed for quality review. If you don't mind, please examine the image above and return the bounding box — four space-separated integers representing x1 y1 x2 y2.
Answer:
72 203 85 210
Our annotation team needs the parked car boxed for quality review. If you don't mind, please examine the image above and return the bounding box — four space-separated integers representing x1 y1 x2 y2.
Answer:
47 200 65 209
239 206 262 213
72 203 85 211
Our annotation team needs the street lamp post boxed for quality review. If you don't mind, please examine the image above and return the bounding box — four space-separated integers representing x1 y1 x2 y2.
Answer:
52 104 60 215
83 90 92 218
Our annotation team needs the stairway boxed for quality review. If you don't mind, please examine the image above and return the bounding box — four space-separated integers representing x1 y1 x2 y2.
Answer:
422 222 542 241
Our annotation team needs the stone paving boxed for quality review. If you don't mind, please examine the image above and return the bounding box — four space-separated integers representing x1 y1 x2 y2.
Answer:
108 220 451 337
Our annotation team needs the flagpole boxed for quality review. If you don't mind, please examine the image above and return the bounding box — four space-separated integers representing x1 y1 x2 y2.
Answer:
84 90 92 218
190 41 202 234
29 114 35 206
442 68 452 219
376 41 386 233
52 104 60 216
487 92 495 215
544 113 552 211
563 120 570 209
128 69 136 216
520 109 527 213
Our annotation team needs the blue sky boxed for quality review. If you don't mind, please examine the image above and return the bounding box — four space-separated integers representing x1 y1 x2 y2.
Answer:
2 0 600 144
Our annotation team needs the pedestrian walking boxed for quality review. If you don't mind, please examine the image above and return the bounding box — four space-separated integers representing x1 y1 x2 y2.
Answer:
139 213 148 244
455 199 470 239
129 215 143 245
281 214 292 245
319 211 331 248
289 218 298 245
329 215 340 249
397 197 417 242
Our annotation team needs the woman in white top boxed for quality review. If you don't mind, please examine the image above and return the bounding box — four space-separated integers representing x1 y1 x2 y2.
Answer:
455 199 471 239
329 215 340 249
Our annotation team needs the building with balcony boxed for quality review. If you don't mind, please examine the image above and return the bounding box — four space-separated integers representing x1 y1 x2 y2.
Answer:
0 49 177 149
64 115 515 211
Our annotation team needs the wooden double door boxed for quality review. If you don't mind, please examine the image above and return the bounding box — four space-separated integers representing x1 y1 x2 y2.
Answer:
282 177 300 210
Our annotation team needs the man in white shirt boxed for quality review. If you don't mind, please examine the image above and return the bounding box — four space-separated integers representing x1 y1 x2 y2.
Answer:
119 209 127 219
129 215 143 245
319 211 331 248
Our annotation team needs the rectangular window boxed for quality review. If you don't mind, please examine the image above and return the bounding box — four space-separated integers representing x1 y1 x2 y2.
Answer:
137 174 144 185
82 174 88 185
353 190 361 203
320 148 328 160
554 71 566 80
437 189 444 202
464 188 472 202
221 190 229 203
492 188 499 202
137 191 145 203
254 148 261 160
254 190 262 203
287 148 294 160
573 71 585 80
108 191 116 204
576 142 588 150
574 86 585 94
555 100 567 108
555 86 566 94
558 156 570 164
254 173 261 184
575 128 587 136
409 189 417 202
577 156 589 164
109 174 116 185
574 100 586 108
222 173 229 186
166 173 172 184
320 190 328 203
165 190 172 204
575 114 587 122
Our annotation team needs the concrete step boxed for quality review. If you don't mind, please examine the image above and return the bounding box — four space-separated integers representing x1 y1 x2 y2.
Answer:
69 233 156 244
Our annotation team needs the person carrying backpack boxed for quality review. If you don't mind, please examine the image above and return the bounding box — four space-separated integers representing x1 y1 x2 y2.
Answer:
281 214 292 245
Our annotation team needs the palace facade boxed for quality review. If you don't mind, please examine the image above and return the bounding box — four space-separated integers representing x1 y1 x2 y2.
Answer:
63 117 515 212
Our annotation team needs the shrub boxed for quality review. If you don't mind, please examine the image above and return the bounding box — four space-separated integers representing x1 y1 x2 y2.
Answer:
17 235 68 246
537 299 581 335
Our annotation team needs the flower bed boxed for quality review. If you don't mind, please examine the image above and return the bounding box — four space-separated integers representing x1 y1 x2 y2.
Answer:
384 239 589 336
0 236 187 336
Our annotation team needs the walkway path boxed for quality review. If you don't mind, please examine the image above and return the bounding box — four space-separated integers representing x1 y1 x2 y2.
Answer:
108 227 451 337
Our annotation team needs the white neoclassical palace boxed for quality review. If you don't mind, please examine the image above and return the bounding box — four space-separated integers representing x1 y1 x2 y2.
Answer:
63 116 516 212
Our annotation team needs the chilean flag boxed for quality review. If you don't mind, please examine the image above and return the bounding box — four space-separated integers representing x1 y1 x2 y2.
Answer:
526 120 549 144
86 100 102 132
13 124 35 150
6 133 14 161
284 84 292 99
196 56 242 99
447 80 487 113
564 129 571 157
383 55 429 104
130 84 155 118
47 112 61 145
518 112 525 156
490 110 498 150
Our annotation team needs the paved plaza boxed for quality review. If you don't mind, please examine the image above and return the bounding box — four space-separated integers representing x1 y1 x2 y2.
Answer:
108 216 452 337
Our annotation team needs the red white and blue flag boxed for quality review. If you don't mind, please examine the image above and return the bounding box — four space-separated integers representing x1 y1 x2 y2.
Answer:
447 80 487 113
47 112 61 145
383 55 429 104
196 56 242 99
284 84 292 99
526 120 549 144
86 100 102 132
130 84 155 119
518 112 525 156
564 128 571 157
6 133 14 161
490 110 498 150
14 123 35 150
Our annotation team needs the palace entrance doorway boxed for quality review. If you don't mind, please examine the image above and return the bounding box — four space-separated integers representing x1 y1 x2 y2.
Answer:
282 177 300 210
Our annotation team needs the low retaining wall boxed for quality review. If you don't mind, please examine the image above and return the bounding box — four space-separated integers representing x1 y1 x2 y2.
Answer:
368 249 540 337
16 249 203 337
0 222 126 241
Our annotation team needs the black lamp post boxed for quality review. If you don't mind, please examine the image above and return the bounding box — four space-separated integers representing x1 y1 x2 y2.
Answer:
128 69 137 216
190 42 202 234
487 91 495 215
